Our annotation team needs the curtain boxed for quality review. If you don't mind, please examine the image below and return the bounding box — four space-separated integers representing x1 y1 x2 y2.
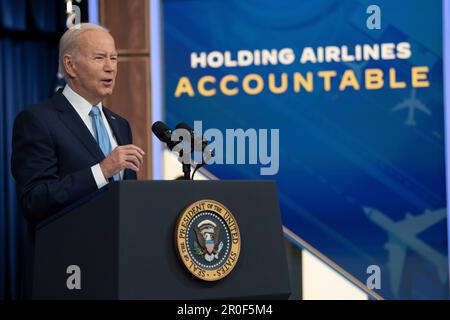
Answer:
0 0 66 299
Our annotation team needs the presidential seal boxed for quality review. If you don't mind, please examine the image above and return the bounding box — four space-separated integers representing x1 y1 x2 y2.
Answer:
175 199 241 281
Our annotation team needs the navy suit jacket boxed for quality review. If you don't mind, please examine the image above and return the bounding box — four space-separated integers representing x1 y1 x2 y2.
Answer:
11 89 137 224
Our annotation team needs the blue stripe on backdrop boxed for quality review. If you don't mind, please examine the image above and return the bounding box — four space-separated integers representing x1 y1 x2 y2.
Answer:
150 0 164 179
444 0 450 279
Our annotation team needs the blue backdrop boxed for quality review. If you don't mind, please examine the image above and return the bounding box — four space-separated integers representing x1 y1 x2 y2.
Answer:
163 0 449 299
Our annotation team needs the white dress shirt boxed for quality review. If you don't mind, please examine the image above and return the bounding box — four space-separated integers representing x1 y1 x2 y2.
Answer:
62 85 123 189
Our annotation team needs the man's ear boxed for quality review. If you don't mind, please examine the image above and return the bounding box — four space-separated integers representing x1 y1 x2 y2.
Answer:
63 54 76 78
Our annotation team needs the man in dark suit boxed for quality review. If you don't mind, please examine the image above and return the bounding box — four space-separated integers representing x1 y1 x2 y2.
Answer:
12 23 145 224
12 23 145 299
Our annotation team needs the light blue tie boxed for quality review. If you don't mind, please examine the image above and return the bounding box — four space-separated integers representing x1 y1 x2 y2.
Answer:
90 105 120 181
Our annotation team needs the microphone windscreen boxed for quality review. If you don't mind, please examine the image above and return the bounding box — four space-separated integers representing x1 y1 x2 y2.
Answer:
152 121 171 142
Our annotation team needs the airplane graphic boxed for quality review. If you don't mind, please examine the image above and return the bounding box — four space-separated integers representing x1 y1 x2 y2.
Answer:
363 206 448 297
391 89 431 126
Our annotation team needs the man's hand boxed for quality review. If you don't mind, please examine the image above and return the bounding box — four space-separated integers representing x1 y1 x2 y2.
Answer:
100 145 145 178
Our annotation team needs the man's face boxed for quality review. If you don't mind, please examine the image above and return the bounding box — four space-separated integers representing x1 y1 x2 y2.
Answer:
67 30 118 104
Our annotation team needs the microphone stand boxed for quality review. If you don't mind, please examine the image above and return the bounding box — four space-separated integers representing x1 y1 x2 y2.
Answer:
183 163 191 180
179 149 191 180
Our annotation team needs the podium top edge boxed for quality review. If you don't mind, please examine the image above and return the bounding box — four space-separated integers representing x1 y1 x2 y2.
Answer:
36 180 277 229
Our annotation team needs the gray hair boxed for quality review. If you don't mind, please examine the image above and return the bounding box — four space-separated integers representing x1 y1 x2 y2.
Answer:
58 23 110 77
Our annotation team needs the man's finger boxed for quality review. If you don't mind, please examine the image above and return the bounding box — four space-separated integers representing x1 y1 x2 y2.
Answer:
124 161 139 172
125 155 141 168
122 144 145 155
122 149 143 164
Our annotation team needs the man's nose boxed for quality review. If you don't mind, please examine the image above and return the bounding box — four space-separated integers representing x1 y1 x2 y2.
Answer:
103 58 115 72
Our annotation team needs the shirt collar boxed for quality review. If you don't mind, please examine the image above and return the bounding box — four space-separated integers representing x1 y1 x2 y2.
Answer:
62 85 103 117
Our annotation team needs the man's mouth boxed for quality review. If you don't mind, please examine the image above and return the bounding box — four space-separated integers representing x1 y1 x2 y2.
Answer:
101 79 113 86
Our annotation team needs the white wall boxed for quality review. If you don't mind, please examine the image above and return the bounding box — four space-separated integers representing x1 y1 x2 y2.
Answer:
302 250 368 300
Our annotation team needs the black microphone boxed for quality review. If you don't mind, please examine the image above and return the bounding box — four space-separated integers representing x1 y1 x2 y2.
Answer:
175 122 213 161
151 121 179 150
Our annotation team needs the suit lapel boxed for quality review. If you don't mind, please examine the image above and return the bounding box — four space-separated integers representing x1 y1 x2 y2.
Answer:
52 91 105 163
